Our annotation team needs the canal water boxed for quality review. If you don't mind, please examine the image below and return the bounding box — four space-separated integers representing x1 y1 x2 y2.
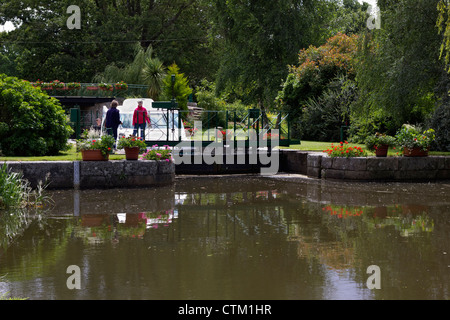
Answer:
0 175 449 300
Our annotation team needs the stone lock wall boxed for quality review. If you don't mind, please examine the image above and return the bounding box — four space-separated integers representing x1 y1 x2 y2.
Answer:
4 160 175 189
305 153 450 181
4 151 450 189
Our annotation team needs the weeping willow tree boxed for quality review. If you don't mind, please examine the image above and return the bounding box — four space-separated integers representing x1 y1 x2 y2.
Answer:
93 44 166 99
438 0 450 69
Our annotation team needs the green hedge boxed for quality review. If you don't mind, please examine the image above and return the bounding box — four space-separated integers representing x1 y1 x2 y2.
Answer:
0 75 73 156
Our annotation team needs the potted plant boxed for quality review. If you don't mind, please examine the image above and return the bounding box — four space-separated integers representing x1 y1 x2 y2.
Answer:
114 81 128 91
51 80 65 89
365 133 396 157
77 130 115 160
99 83 113 91
117 135 147 160
67 82 81 91
86 84 99 90
41 82 53 90
395 125 435 157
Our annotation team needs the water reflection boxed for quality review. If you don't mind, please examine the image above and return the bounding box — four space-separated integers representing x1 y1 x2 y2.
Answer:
78 210 178 244
0 177 449 300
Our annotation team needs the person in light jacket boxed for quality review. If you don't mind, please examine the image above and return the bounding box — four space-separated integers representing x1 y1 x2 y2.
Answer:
132 100 151 140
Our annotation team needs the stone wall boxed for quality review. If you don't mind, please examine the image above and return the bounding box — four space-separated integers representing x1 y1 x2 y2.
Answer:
4 160 175 189
279 149 308 175
304 153 450 181
4 151 450 188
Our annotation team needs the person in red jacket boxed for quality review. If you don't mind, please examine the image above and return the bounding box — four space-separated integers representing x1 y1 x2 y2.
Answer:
132 100 151 140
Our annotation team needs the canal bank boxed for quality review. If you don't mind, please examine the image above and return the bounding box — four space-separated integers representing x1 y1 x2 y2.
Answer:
300 152 450 181
3 160 175 189
2 150 450 189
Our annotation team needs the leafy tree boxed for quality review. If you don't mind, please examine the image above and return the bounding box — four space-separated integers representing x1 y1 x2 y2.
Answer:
209 0 338 109
0 0 215 84
276 33 358 117
195 80 227 128
195 79 250 128
328 0 370 36
0 74 73 156
354 0 446 130
160 63 192 111
438 0 450 69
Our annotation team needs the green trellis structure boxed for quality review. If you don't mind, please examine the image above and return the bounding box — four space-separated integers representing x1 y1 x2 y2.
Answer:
64 82 299 148
148 101 299 149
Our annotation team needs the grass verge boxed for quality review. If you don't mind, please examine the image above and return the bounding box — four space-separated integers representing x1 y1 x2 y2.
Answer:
1 140 449 161
0 145 126 161
281 141 450 156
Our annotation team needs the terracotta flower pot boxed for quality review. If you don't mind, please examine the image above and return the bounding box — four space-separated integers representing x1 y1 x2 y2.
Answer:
403 147 429 157
124 147 140 160
81 149 109 161
375 144 389 157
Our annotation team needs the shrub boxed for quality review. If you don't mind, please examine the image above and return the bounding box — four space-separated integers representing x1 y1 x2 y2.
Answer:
428 102 450 151
0 74 73 156
0 163 49 209
347 108 398 144
300 76 355 141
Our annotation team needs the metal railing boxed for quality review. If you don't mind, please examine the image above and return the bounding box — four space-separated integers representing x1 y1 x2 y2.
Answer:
69 100 300 147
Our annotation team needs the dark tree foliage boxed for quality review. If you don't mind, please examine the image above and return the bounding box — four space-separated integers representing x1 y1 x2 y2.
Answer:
0 0 215 84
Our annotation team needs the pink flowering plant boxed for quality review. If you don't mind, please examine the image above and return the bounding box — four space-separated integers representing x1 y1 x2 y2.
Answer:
140 144 172 162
